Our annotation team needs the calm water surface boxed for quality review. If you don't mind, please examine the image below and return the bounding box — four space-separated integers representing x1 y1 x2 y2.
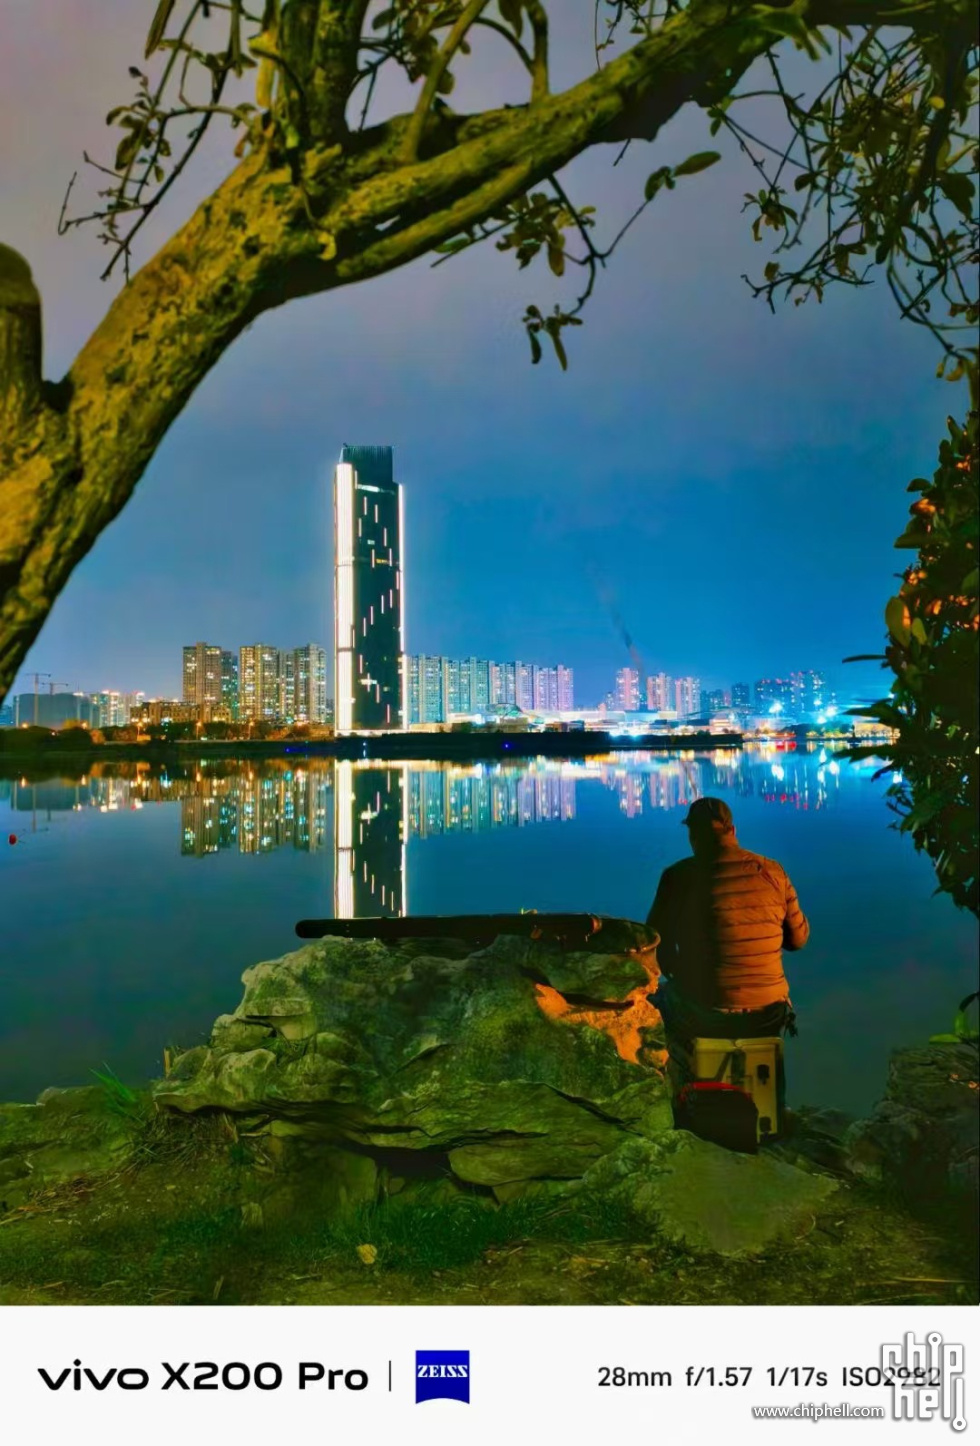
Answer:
0 746 975 1115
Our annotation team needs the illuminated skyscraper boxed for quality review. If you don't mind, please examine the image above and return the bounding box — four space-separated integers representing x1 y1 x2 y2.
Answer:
557 666 574 711
334 444 404 733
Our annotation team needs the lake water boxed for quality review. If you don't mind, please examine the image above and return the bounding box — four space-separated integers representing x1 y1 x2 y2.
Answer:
0 746 975 1116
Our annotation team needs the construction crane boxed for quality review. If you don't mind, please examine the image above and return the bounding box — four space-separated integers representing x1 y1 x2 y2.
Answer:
20 672 52 726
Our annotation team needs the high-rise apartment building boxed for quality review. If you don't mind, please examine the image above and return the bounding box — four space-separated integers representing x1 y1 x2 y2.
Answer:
91 691 131 728
220 651 239 719
405 656 419 725
462 662 488 717
293 644 327 724
334 444 404 733
405 655 443 725
441 658 461 718
705 688 730 715
182 642 223 707
731 682 751 711
421 656 442 722
674 676 702 718
533 666 561 711
239 644 281 721
406 655 571 723
278 649 296 722
645 672 672 711
515 661 534 712
489 662 517 707
616 667 640 711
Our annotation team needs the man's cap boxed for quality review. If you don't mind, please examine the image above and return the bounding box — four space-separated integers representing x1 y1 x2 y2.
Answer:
681 797 734 830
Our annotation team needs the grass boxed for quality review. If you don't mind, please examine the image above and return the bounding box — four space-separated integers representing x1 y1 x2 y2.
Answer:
261 1189 641 1276
1 1079 976 1308
1 1136 976 1308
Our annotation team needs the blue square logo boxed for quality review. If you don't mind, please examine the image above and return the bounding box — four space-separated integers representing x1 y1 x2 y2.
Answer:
415 1350 470 1404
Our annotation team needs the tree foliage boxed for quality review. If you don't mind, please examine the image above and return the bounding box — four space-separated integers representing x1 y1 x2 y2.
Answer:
846 403 979 915
54 0 980 371
0 0 977 712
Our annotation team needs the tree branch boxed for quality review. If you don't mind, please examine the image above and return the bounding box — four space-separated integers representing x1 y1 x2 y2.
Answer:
524 1 550 103
401 0 492 162
307 0 372 141
0 246 43 438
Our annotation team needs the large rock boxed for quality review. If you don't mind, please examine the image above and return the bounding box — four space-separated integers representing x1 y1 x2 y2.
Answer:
843 1043 979 1204
579 1132 838 1257
154 927 669 1192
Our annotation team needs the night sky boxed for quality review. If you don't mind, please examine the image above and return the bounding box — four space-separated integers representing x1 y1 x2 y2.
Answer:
2 3 955 705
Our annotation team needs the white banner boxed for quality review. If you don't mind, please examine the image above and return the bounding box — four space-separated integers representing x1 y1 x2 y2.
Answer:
1 1304 975 1444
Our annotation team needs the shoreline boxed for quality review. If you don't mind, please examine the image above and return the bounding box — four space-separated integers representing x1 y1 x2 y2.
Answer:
0 728 745 770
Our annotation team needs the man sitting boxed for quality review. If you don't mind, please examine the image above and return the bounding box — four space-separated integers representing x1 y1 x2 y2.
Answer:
646 796 809 1087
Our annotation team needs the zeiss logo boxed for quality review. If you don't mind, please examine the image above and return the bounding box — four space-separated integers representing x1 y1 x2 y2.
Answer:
415 1350 470 1404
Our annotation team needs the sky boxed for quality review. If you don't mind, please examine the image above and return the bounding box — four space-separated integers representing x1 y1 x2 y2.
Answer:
1 1 959 706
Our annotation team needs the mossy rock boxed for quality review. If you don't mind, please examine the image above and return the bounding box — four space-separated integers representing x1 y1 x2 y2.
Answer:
579 1132 838 1257
153 927 670 1192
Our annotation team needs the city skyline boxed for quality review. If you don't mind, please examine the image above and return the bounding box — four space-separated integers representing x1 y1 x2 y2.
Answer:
0 443 852 725
1 658 845 729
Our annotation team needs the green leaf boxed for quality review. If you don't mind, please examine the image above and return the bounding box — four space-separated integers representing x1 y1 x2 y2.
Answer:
910 618 929 645
938 173 976 221
115 131 142 172
145 0 177 59
644 167 672 201
547 244 565 278
885 595 911 644
673 151 721 178
528 330 542 365
499 0 524 37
